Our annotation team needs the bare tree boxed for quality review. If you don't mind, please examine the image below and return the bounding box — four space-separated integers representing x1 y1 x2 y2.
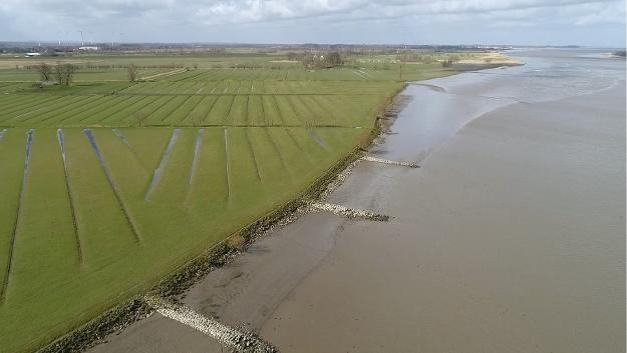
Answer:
127 64 137 82
37 63 52 81
62 64 76 86
55 64 76 86
54 64 64 84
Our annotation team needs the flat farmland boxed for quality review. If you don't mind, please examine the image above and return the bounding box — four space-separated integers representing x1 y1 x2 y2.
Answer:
0 126 366 352
0 53 461 352
0 78 401 128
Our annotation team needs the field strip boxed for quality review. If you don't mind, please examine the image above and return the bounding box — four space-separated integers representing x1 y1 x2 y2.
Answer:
284 128 313 164
140 68 187 81
0 129 34 303
284 96 305 126
224 128 232 200
259 94 267 125
112 129 133 149
307 129 329 151
20 96 97 124
224 95 236 124
95 96 149 124
114 92 382 97
244 95 250 125
200 96 220 125
6 96 89 123
245 129 263 182
127 95 177 126
270 96 286 125
310 96 337 124
356 69 371 77
138 123 358 129
160 96 193 124
283 128 304 152
180 96 206 125
57 129 83 264
360 155 419 168
0 95 64 118
111 128 150 173
352 71 367 79
144 296 277 353
0 128 6 141
173 70 206 82
263 128 293 182
188 129 204 186
296 96 323 124
0 95 47 116
309 201 389 221
84 129 142 243
145 129 181 201
100 96 155 125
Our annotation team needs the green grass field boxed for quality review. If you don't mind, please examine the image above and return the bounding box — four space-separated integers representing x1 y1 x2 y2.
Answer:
0 52 460 352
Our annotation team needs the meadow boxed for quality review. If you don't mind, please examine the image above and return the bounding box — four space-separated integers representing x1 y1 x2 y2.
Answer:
0 51 464 352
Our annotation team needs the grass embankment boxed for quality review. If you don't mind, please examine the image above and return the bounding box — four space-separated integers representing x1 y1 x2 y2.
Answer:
0 51 491 352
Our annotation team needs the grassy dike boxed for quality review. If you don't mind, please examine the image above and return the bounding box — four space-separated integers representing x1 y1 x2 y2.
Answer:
36 82 408 353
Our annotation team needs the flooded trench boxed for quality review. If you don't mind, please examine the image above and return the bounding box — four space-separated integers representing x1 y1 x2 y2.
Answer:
89 49 625 353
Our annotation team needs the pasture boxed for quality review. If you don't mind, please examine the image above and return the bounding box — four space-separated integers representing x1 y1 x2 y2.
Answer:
0 52 459 352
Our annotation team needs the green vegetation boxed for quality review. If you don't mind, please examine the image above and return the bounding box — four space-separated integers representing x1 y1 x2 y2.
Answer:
0 51 468 352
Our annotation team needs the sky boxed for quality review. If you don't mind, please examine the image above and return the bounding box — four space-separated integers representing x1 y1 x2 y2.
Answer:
0 0 625 47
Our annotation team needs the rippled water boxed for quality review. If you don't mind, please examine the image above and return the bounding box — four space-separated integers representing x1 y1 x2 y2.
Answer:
260 49 625 353
381 48 625 163
439 48 624 103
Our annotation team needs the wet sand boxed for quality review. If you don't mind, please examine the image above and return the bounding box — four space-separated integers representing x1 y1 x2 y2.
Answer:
89 49 625 353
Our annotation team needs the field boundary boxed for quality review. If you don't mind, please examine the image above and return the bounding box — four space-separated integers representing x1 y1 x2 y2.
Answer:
35 83 407 353
84 129 143 244
57 129 83 264
0 129 34 303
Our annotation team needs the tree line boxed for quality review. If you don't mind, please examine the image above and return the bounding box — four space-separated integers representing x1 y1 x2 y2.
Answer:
37 62 140 85
37 63 76 86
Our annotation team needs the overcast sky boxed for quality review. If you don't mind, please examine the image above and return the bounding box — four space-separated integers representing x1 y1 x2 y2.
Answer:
0 0 625 47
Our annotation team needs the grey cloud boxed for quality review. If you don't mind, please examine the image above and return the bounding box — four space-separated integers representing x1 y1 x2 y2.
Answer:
0 0 624 45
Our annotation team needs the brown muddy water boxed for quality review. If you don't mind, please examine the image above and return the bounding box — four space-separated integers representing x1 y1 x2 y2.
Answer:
89 49 625 353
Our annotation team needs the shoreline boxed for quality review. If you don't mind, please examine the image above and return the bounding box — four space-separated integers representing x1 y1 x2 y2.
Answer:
36 82 410 353
37 60 522 353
